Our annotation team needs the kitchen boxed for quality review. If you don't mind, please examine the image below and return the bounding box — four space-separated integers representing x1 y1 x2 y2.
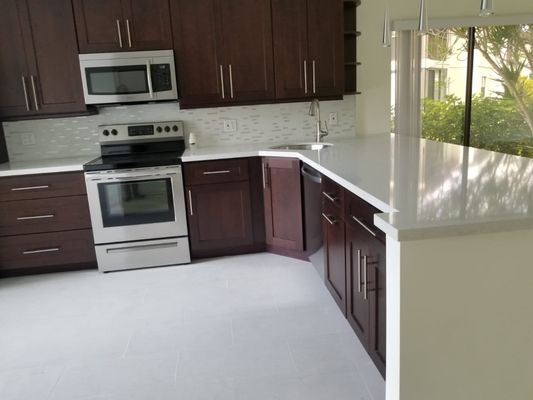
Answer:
0 1 532 400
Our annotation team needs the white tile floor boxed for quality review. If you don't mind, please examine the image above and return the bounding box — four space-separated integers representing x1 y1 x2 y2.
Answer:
0 253 385 400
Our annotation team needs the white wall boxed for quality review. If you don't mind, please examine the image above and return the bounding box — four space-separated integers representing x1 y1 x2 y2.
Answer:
356 0 533 134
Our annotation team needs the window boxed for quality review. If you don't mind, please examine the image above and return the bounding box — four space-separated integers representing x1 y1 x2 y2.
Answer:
393 24 533 158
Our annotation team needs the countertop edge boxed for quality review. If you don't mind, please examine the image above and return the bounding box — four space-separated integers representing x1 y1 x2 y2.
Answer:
0 163 85 177
182 147 533 242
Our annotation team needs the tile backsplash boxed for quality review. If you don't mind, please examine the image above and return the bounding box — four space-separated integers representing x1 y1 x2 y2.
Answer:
2 96 356 161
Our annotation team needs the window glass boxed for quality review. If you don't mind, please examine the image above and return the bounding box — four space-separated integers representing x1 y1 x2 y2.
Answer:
420 28 467 146
470 24 533 158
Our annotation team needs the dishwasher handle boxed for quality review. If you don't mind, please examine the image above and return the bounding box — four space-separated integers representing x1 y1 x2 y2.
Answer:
301 165 322 184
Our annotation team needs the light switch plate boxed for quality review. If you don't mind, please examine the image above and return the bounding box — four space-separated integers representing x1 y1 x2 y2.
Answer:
21 132 36 146
223 119 237 132
328 112 338 126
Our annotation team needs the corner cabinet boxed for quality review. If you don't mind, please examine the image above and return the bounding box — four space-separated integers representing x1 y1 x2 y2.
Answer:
183 158 265 258
172 0 275 108
73 0 173 53
272 0 344 99
262 157 305 257
0 0 86 118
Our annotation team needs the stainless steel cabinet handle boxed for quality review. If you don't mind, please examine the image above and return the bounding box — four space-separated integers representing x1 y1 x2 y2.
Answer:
202 170 231 175
351 215 377 237
219 65 225 99
322 213 337 225
303 60 308 94
188 189 194 216
126 19 132 47
312 60 316 94
146 60 154 98
363 255 368 300
30 76 39 111
21 76 30 111
357 249 362 293
17 214 55 221
11 185 49 191
322 191 338 203
116 20 123 48
262 164 267 189
23 247 59 255
107 241 177 254
228 64 234 99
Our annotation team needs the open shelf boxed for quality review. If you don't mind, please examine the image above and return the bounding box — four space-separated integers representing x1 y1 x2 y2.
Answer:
343 0 361 94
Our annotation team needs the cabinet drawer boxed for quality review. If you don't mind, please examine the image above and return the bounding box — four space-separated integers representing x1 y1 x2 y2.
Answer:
0 229 96 272
322 197 343 225
184 158 249 185
322 176 344 211
0 172 86 202
345 191 384 241
0 196 91 237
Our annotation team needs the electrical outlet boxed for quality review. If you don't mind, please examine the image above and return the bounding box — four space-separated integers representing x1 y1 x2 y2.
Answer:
328 112 338 126
223 119 237 132
21 132 36 146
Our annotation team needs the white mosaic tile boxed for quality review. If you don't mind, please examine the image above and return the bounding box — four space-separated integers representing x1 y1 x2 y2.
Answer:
2 97 356 162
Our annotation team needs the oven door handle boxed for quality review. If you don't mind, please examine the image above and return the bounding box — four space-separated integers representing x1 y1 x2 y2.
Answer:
89 173 178 182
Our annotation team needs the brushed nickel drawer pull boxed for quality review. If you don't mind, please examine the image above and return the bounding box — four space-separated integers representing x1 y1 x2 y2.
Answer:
322 213 337 225
322 191 338 203
17 214 55 221
363 255 368 300
23 247 60 255
188 189 194 216
11 185 50 191
219 65 225 99
21 76 30 111
202 170 231 175
303 60 308 94
126 19 132 47
30 75 39 111
351 215 377 237
357 248 362 293
116 19 123 48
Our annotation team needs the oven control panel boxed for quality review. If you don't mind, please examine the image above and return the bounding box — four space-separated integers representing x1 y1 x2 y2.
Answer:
99 121 185 143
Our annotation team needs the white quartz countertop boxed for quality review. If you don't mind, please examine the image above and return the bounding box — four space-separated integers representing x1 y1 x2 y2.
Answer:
0 156 95 177
182 134 533 241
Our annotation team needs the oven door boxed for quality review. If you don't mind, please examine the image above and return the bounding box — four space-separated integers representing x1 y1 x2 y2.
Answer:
85 166 187 244
79 51 177 105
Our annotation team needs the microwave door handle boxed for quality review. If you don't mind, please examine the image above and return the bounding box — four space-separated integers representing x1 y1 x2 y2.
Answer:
146 60 154 99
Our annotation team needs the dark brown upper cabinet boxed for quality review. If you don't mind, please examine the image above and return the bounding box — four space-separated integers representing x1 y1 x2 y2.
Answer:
171 0 275 108
73 0 173 53
0 0 86 119
272 0 344 99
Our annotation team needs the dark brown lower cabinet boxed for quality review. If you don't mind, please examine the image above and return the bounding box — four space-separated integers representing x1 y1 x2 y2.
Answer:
323 207 346 314
184 157 265 258
262 157 305 258
345 192 386 378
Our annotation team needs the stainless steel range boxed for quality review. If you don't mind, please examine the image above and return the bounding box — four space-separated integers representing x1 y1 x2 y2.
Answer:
84 121 190 272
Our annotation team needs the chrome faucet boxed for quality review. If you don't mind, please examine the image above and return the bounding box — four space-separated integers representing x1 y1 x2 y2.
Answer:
308 99 328 142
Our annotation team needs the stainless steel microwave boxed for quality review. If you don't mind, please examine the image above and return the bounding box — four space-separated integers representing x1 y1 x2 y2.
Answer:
79 50 178 105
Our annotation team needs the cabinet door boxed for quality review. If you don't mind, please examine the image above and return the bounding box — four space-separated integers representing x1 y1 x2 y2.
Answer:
187 182 254 258
171 0 225 108
263 158 304 253
272 0 310 99
25 0 86 115
345 222 371 346
323 210 346 314
0 0 32 118
73 0 124 53
219 0 275 102
122 0 172 51
307 0 343 97
368 236 386 377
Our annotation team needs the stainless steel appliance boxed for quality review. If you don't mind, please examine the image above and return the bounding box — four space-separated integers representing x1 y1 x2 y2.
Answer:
84 121 190 272
79 50 177 105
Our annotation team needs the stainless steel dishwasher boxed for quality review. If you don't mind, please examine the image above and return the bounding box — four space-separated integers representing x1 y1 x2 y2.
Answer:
301 164 324 279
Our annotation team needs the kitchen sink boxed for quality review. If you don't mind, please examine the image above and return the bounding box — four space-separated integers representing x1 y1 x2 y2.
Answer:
270 142 334 151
